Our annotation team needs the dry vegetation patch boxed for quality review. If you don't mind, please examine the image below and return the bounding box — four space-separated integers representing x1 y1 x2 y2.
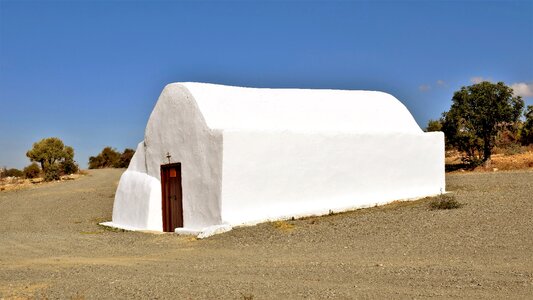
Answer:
0 174 84 192
446 149 533 172
272 220 296 231
486 151 533 170
428 194 462 210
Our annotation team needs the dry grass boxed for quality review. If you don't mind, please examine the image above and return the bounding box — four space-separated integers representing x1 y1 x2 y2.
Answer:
486 151 533 170
272 220 295 231
446 150 533 172
0 177 39 192
0 173 85 192
428 194 462 210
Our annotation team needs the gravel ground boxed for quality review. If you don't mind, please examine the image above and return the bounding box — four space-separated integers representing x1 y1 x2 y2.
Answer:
1 169 532 299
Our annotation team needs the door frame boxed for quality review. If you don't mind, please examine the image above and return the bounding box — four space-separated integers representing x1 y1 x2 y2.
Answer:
160 162 183 232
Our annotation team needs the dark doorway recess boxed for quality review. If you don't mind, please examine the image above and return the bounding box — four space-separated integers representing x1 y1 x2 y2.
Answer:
161 163 183 232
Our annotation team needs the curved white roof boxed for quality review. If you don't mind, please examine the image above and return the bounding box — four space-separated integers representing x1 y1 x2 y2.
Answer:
174 82 422 133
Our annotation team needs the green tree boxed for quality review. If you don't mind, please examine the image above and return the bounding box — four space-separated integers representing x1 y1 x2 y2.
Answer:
26 137 77 180
116 148 135 168
88 147 121 169
89 147 135 169
442 81 524 167
26 138 74 171
521 105 533 145
425 119 443 132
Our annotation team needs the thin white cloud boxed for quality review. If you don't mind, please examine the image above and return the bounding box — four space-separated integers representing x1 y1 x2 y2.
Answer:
510 82 533 98
436 79 446 86
470 76 492 84
419 84 431 92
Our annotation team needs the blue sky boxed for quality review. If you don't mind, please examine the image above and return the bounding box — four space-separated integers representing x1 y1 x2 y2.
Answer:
1 0 532 169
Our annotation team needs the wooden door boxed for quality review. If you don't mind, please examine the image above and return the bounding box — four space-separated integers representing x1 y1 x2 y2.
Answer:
161 163 183 232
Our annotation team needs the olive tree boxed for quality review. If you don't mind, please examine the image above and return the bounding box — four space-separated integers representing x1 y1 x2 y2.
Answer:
442 81 524 167
26 137 77 179
88 147 135 169
88 147 120 169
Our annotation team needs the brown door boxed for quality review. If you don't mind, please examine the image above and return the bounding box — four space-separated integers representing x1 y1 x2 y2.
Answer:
161 163 183 232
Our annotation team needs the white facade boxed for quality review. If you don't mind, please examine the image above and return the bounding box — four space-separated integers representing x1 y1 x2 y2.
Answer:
104 82 445 235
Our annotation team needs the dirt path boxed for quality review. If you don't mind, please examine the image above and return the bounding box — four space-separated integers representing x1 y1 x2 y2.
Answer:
1 169 532 299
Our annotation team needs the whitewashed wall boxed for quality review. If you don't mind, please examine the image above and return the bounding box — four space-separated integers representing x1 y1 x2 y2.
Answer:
220 130 445 226
108 84 224 232
143 84 223 230
111 170 162 231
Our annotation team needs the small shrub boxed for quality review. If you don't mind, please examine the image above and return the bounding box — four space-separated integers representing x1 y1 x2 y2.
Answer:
429 194 462 210
460 155 483 168
240 293 254 300
44 163 61 181
3 168 23 178
60 159 79 175
503 143 524 156
23 163 41 179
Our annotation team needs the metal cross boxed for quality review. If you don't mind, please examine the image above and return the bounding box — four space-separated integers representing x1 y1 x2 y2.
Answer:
166 152 171 164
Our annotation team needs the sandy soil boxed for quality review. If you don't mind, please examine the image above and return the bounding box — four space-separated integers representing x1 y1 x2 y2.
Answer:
0 169 532 299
